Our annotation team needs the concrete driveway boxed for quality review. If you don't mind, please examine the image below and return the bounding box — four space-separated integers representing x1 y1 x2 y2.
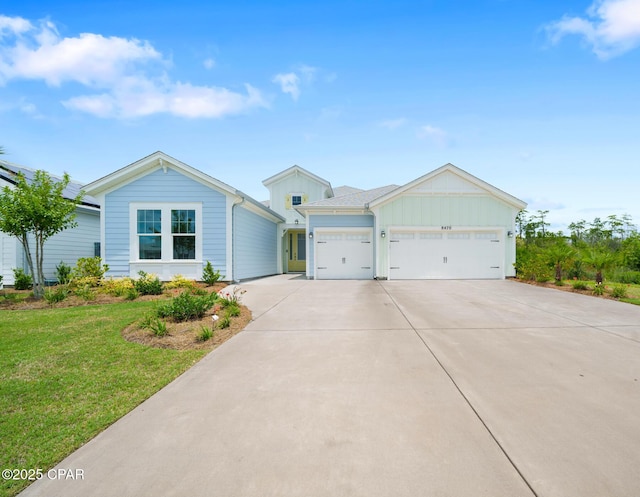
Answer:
20 276 640 497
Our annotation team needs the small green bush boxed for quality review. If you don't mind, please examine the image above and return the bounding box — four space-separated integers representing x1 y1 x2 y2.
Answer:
197 326 214 342
134 271 164 295
74 284 96 301
55 261 72 285
217 314 231 329
44 286 69 304
157 290 216 322
72 257 109 282
226 303 241 317
572 281 589 291
13 268 33 290
593 284 605 296
202 262 223 286
124 287 140 300
611 284 629 299
165 274 197 290
101 277 135 296
149 318 168 337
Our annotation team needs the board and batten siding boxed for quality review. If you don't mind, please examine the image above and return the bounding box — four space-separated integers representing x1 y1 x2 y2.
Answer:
374 194 519 279
233 204 278 280
307 214 374 279
268 174 329 224
103 167 227 278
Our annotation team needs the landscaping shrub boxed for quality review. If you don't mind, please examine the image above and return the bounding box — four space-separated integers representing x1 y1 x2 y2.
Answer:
157 290 216 322
72 257 109 282
197 326 214 342
611 284 629 299
217 313 231 329
101 277 135 297
13 268 33 290
202 261 223 286
74 284 96 301
165 274 197 290
134 271 164 295
572 281 589 291
149 318 168 337
55 261 72 285
593 284 605 296
44 286 69 304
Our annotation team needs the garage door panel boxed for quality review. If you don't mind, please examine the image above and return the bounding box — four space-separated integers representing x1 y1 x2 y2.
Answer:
389 230 503 280
316 230 373 280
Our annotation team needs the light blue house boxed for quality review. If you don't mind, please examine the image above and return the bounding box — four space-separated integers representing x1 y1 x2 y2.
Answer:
0 160 101 286
85 151 284 282
85 152 526 282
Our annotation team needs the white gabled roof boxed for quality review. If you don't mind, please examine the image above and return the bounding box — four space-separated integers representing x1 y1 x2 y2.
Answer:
367 163 527 210
85 151 284 223
84 151 240 197
262 165 333 195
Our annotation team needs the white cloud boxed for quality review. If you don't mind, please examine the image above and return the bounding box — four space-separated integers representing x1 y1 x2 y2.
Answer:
272 64 327 100
417 125 450 147
272 72 301 100
378 118 407 130
203 58 215 70
0 15 266 119
545 0 640 59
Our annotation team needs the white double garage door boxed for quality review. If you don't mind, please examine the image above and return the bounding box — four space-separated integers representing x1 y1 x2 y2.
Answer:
314 228 504 280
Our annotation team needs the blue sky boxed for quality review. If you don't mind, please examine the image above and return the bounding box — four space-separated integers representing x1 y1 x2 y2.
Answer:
1 0 640 232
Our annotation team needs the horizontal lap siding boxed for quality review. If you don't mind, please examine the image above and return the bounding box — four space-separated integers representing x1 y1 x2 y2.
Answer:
104 167 227 277
233 206 278 280
41 210 100 280
308 214 374 278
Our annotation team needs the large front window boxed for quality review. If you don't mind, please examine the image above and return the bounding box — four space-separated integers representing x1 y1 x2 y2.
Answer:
132 203 201 262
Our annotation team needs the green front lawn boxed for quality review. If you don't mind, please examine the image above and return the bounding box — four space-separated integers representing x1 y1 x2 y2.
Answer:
0 301 208 497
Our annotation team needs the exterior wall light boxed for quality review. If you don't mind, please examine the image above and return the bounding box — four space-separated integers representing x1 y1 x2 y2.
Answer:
381 230 386 238
309 231 313 239
294 219 299 225
507 230 514 238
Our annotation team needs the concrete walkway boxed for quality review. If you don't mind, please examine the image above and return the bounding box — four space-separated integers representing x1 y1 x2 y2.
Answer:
20 276 640 497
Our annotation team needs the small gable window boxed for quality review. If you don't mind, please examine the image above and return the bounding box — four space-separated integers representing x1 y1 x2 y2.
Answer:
285 193 308 209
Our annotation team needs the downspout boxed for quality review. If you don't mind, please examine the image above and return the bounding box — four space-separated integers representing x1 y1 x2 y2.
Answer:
231 195 245 283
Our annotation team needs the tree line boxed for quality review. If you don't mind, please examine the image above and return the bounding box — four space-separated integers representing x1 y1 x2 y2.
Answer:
515 210 640 284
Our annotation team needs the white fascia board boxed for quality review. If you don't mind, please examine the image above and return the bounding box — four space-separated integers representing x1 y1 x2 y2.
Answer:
262 165 333 195
85 151 239 198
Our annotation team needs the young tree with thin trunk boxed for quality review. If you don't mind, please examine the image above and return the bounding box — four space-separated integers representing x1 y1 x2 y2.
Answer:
0 169 83 298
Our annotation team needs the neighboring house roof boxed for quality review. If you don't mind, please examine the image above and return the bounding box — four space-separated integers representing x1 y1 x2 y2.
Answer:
299 184 400 210
0 159 100 209
84 151 284 223
262 165 334 197
367 163 527 210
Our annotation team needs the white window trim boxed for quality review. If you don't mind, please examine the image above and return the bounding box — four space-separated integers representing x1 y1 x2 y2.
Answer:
129 202 203 263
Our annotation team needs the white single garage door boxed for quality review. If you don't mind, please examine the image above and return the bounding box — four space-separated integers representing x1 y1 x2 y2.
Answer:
315 228 374 280
388 230 504 280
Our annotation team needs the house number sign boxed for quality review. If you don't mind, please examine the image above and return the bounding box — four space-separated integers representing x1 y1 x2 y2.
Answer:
441 225 452 230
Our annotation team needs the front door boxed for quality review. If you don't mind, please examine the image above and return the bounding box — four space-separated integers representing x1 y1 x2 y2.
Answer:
287 230 306 272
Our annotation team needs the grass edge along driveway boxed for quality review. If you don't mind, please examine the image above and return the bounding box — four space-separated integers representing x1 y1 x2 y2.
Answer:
0 301 209 497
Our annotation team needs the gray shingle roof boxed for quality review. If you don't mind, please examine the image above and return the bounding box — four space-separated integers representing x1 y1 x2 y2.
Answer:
302 184 400 208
